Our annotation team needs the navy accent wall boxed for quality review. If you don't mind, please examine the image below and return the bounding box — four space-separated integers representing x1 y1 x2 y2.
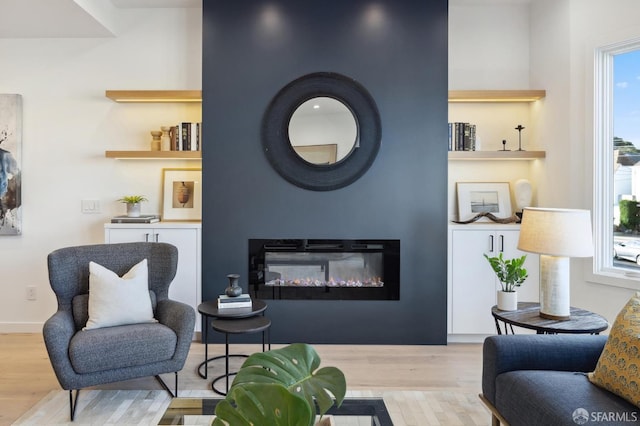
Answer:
202 0 448 344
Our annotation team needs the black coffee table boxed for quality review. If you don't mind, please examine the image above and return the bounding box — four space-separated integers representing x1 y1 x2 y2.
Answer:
197 299 268 379
158 397 393 425
492 302 609 335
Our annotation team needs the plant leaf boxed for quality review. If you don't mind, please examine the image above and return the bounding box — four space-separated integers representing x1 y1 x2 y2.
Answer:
230 343 346 417
213 382 313 426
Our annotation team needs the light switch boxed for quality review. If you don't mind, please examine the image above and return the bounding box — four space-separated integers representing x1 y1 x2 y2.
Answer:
81 199 101 214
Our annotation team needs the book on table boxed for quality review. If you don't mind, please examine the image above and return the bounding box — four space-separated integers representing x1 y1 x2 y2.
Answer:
218 293 252 309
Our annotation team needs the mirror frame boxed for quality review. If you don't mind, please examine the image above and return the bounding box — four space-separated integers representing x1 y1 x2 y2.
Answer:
262 72 381 191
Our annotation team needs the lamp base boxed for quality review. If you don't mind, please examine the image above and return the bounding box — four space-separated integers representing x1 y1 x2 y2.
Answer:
539 311 570 321
539 255 571 320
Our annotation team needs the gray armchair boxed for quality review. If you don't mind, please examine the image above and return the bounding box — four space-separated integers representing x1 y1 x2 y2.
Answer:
43 242 196 421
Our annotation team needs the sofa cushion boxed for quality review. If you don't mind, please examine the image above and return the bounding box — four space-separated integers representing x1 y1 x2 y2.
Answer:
496 370 639 426
69 322 177 374
589 292 640 407
84 259 157 330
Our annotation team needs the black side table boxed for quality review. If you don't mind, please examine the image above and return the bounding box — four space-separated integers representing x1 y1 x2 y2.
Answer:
197 299 267 379
492 302 609 335
210 315 271 395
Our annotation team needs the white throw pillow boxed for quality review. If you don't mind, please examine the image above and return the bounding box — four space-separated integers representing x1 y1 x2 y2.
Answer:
84 259 157 330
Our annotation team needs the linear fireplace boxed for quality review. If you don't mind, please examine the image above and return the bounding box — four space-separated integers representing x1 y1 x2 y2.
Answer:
248 239 400 300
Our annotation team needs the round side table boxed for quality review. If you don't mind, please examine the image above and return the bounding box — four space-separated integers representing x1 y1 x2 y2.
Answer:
492 302 609 335
210 315 272 396
197 299 267 379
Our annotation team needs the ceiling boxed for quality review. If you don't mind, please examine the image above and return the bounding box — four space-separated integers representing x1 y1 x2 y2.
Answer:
0 0 201 38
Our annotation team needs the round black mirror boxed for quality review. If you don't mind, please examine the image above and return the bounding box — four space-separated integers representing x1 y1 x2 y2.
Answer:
262 72 381 191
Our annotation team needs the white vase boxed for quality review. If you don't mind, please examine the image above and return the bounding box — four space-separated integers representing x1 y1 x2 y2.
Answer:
497 291 518 311
126 202 141 217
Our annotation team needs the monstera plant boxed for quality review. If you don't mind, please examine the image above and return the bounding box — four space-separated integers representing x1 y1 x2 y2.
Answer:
212 343 346 426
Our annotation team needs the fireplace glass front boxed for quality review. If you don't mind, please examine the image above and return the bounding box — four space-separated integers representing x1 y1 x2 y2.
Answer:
249 239 400 300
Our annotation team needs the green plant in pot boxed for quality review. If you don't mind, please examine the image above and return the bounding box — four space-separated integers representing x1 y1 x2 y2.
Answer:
117 195 147 218
212 343 346 426
484 252 528 311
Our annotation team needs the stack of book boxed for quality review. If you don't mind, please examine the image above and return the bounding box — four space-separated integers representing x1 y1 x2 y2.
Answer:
218 293 252 309
111 214 160 224
448 122 477 151
169 122 202 151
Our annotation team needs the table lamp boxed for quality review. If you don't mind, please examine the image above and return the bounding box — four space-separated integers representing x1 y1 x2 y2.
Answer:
517 207 594 320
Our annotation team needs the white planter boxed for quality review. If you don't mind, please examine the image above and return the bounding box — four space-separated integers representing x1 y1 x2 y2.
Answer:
126 203 141 217
497 291 518 311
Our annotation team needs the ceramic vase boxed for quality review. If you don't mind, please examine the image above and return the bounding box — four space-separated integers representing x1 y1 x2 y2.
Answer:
497 290 517 311
161 126 171 151
177 182 190 205
126 202 141 218
150 130 162 151
225 274 242 297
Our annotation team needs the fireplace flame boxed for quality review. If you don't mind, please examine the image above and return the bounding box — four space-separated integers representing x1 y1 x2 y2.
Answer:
266 276 384 288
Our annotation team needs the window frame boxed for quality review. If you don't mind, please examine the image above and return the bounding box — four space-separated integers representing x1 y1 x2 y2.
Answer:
591 36 640 290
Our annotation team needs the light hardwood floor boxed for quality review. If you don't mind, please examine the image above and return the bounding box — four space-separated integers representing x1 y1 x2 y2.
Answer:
0 333 487 425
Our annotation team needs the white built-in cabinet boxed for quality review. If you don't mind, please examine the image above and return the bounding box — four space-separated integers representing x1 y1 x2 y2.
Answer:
104 222 202 332
447 223 539 337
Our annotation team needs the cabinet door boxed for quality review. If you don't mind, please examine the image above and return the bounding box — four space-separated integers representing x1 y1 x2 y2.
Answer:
105 226 200 332
499 230 539 304
154 228 199 312
451 230 498 334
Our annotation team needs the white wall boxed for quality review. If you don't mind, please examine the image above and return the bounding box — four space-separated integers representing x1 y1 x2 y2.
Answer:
449 0 530 89
528 0 640 325
448 1 538 221
0 7 202 331
451 0 640 327
562 0 640 325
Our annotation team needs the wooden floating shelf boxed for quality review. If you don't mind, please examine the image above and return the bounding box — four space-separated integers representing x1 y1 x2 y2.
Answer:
105 151 201 159
105 90 202 103
448 151 546 160
448 90 546 103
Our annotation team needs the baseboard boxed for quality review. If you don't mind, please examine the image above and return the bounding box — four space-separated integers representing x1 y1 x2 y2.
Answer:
0 322 44 333
447 334 492 344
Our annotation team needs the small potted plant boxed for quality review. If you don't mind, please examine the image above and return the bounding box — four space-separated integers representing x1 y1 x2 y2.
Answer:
213 343 346 426
484 252 528 311
117 195 147 218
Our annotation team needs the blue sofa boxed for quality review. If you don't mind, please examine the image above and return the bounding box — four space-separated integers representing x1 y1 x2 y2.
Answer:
481 335 639 426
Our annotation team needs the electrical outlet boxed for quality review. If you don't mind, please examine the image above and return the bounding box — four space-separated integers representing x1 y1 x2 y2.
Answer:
26 286 37 301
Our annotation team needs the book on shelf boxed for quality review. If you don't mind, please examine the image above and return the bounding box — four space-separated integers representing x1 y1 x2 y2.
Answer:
169 122 202 151
111 215 160 224
448 122 476 151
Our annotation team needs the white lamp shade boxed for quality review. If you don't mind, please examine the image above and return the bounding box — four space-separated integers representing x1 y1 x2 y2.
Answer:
517 207 594 257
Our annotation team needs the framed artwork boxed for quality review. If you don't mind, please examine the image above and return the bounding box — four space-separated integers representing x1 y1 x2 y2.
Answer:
0 94 22 235
457 182 512 222
162 168 202 221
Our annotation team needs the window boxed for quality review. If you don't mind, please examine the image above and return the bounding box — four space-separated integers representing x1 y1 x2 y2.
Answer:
593 38 640 287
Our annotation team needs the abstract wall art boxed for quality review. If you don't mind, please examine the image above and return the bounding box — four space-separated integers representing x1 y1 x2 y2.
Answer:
0 94 22 235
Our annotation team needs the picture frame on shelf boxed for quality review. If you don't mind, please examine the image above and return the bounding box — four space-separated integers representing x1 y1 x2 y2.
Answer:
162 168 202 221
457 182 512 222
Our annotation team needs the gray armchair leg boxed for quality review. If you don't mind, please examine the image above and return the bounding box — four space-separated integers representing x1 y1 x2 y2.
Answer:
155 372 178 398
69 389 80 421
